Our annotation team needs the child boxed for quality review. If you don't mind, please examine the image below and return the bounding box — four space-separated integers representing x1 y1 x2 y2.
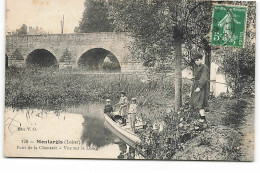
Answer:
116 91 128 126
104 99 114 121
190 53 209 123
128 98 137 133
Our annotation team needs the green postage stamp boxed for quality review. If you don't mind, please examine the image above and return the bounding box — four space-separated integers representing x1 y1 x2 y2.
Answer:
211 4 247 48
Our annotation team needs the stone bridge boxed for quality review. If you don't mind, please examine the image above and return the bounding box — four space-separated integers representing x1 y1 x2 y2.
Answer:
5 32 144 72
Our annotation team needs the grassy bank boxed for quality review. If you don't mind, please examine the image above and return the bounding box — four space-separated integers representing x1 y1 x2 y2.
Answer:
5 67 254 161
133 96 254 160
172 96 254 161
5 67 191 110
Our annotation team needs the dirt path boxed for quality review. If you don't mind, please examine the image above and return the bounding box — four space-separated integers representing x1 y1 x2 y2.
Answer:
237 97 254 161
207 96 255 161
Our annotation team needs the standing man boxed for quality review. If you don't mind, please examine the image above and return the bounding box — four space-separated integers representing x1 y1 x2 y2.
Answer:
190 53 209 123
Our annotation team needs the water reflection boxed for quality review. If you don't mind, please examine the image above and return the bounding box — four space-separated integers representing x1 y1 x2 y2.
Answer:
81 116 114 149
5 102 142 159
65 103 142 159
66 103 117 149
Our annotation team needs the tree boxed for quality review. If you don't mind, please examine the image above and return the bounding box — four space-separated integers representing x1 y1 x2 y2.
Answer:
60 49 73 63
221 47 255 95
183 1 213 94
17 24 27 35
109 0 212 111
74 26 80 33
78 0 113 33
10 49 24 60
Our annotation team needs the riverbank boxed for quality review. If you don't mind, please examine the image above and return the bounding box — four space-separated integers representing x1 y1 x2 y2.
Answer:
172 96 254 161
6 67 191 111
5 67 254 161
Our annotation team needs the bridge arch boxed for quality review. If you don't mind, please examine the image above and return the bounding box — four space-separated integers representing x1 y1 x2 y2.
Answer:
26 49 58 68
78 48 121 72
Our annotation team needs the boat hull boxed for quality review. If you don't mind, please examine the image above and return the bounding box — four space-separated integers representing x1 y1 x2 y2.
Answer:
104 114 141 148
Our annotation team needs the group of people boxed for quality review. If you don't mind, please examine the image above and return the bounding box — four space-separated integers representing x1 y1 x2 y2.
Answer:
104 91 138 133
104 52 209 132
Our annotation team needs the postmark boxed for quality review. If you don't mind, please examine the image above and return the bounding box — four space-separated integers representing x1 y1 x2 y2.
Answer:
211 4 247 48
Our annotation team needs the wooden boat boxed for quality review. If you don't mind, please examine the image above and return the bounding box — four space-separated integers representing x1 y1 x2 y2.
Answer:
103 113 142 148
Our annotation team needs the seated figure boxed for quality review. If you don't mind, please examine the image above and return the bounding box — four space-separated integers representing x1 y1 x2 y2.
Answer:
104 99 115 121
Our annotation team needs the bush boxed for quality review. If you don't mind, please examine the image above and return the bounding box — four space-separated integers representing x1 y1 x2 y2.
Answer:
137 100 205 159
5 68 183 110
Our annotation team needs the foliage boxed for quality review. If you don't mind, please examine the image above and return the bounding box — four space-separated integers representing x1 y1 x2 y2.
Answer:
5 67 181 110
137 100 205 159
77 0 114 33
109 0 213 111
60 49 73 63
110 0 183 67
10 49 24 60
109 0 212 68
102 61 121 72
136 96 250 160
221 47 255 95
173 125 242 161
17 24 28 35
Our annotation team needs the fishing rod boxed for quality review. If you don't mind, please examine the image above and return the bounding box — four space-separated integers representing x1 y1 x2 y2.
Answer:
164 75 229 85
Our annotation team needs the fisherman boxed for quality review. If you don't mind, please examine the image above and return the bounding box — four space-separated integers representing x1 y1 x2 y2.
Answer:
104 99 114 121
116 91 128 126
190 53 209 123
128 98 138 133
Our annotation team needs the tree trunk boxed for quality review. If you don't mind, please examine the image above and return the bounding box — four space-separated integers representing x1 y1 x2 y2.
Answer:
203 39 211 95
204 46 211 97
235 53 241 95
174 42 182 112
202 39 211 106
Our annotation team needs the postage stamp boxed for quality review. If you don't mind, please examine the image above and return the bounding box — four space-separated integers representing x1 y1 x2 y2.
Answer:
211 4 247 48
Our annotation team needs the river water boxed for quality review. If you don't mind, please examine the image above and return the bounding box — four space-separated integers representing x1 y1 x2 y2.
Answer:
5 102 133 159
66 103 121 151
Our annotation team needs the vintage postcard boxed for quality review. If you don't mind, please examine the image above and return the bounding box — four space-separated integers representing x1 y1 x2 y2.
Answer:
4 0 255 161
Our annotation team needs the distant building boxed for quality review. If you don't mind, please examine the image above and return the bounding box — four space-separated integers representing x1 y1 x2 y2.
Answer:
7 31 16 35
28 27 48 35
6 26 48 36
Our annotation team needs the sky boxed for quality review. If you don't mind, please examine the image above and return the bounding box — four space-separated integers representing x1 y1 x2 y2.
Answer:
6 0 85 34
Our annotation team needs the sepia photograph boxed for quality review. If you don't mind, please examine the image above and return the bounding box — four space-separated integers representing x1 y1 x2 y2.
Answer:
4 0 255 161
